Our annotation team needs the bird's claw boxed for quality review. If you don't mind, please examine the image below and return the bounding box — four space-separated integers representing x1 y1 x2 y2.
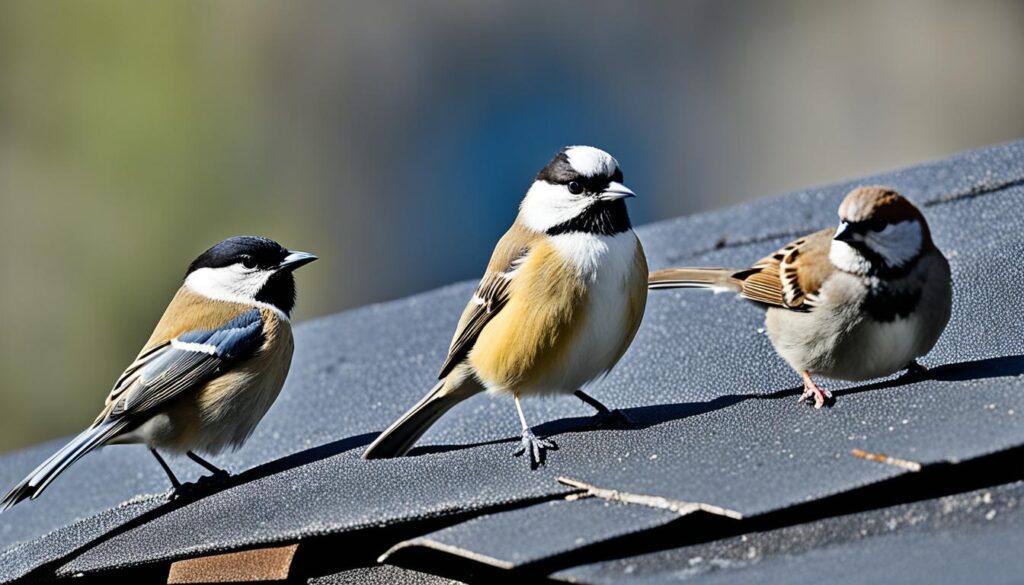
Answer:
169 470 230 500
169 482 198 500
798 385 834 409
197 469 230 485
903 360 929 379
592 408 635 429
513 428 557 469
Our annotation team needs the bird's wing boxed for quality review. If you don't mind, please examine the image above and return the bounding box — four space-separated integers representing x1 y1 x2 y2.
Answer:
733 228 836 311
437 224 536 379
100 309 266 421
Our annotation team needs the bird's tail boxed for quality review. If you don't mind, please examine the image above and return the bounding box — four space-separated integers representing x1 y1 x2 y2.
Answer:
648 267 744 292
362 378 477 459
1 420 123 512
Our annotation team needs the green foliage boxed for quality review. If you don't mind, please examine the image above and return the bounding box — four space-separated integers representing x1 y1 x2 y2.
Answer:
0 2 309 451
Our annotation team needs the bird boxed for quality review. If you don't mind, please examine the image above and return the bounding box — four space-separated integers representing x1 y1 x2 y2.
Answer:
648 186 952 408
0 236 317 511
362 146 648 467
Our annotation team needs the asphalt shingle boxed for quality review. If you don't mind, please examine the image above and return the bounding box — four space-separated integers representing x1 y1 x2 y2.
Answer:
556 480 1024 585
1 140 1022 583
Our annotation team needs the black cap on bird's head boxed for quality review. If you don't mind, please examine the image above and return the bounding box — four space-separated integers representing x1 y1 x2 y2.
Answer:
520 145 636 236
185 236 317 316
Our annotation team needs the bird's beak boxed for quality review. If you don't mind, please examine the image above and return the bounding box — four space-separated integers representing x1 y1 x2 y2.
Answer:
279 250 318 271
833 221 855 242
598 181 636 201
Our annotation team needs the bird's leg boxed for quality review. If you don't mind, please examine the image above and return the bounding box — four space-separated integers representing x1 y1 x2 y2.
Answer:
903 360 929 378
797 370 833 409
574 390 634 429
512 394 557 469
186 451 230 480
150 449 181 490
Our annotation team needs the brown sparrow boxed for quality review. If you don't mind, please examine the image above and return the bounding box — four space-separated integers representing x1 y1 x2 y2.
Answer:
649 186 952 408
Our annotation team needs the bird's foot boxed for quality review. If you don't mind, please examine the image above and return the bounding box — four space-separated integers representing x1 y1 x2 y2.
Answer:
592 408 635 430
798 373 834 409
169 482 199 501
513 428 557 469
196 468 230 487
169 470 231 501
573 390 634 429
902 360 929 379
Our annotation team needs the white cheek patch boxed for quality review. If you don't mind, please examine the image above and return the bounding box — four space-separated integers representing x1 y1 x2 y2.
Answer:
519 181 591 233
564 146 617 177
185 265 273 303
865 220 922 267
829 240 872 274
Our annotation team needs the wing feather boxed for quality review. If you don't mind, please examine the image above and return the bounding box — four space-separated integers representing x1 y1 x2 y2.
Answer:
102 309 265 421
437 224 536 379
733 228 836 311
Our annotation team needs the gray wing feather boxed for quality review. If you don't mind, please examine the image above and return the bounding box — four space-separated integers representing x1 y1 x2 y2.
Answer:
0 309 266 511
112 310 264 417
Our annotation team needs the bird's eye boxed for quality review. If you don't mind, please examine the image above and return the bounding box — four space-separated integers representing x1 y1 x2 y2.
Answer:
567 181 583 195
240 255 257 269
866 219 887 232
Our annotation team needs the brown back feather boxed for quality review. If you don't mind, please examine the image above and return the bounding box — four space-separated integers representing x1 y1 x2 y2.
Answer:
739 228 835 310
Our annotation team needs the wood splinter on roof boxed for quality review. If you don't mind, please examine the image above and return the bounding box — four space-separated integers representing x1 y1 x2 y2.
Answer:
851 449 922 472
556 477 743 520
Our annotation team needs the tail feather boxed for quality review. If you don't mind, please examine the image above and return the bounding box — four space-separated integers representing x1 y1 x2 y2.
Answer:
1 421 123 512
648 267 743 292
362 379 476 459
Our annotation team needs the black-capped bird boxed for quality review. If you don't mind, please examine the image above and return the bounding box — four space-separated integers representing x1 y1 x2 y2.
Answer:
649 187 952 408
363 146 648 467
0 236 316 511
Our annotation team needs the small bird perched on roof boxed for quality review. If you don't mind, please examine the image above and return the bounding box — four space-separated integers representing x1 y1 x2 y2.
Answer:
1 236 317 511
649 186 952 408
363 146 648 467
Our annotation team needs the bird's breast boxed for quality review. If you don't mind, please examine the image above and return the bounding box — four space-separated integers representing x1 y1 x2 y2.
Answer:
470 231 645 395
191 309 294 453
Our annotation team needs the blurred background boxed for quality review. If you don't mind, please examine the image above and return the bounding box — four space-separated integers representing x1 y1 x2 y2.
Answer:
1 0 1023 453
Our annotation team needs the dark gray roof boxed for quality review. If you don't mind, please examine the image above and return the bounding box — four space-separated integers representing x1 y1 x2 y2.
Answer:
556 480 1024 585
1 140 1022 583
382 498 684 571
309 565 460 585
